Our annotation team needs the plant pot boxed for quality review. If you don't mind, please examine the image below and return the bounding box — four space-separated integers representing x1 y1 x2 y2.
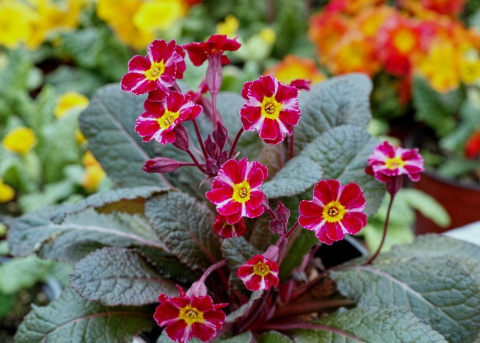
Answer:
405 128 480 234
414 170 480 234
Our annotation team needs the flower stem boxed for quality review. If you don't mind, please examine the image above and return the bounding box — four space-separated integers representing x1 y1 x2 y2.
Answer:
193 119 208 161
186 149 206 174
200 260 227 283
228 127 244 159
364 192 396 265
286 221 299 239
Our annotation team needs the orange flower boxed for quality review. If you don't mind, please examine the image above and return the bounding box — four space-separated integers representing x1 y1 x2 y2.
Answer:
324 0 385 16
326 32 380 76
309 12 350 62
355 5 395 38
263 55 325 85
376 14 421 76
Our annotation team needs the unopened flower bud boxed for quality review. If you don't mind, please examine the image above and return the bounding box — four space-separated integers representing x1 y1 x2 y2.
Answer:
143 157 190 173
172 125 190 151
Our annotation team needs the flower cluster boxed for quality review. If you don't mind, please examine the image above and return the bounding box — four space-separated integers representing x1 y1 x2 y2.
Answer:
119 32 427 343
308 0 480 93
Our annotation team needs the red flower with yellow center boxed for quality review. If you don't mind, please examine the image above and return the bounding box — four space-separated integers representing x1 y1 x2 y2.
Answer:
236 255 279 291
240 75 300 145
154 287 227 343
376 15 421 76
121 39 186 99
299 179 367 245
366 141 425 183
213 214 246 238
205 158 268 225
135 91 201 145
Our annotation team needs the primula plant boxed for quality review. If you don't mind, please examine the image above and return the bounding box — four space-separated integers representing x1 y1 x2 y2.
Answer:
7 36 480 343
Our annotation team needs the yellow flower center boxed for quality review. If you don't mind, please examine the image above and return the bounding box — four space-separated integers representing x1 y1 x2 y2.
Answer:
253 261 271 277
323 201 347 223
261 96 282 120
145 61 165 81
385 156 405 170
157 110 180 130
393 29 416 54
232 180 251 203
179 305 204 325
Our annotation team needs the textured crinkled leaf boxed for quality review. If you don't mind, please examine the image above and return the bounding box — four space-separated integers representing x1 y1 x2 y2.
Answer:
70 247 177 306
221 236 262 290
220 331 255 342
331 256 480 343
50 186 169 223
262 156 322 198
259 331 293 342
8 208 166 262
145 192 221 270
387 234 480 284
301 125 384 216
295 74 372 151
79 84 169 187
293 306 447 343
15 288 154 343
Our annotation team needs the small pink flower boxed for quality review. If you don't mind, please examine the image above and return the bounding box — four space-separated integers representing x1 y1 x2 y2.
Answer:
135 92 201 145
299 180 367 245
240 75 300 145
205 158 268 225
154 286 227 343
237 255 279 291
213 214 246 238
183 34 241 66
121 40 186 98
366 141 424 183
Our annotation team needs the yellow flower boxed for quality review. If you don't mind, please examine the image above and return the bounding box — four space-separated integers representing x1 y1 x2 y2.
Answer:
216 15 239 38
97 0 150 49
417 40 460 93
2 127 37 155
54 91 89 118
0 179 15 203
76 129 87 145
0 1 35 48
459 52 480 85
26 0 85 49
134 0 186 32
82 151 106 192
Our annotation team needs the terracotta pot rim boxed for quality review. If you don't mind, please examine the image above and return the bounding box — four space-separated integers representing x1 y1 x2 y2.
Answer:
422 168 480 191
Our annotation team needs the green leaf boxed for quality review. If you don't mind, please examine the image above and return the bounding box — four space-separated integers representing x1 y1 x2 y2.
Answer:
225 290 263 323
219 331 254 342
45 66 104 97
8 207 166 262
400 189 450 227
293 306 447 343
70 247 177 306
38 112 81 183
301 125 385 216
331 256 480 343
262 156 322 198
295 73 373 151
387 234 480 284
259 331 293 342
145 191 221 270
412 76 463 138
15 288 155 343
51 186 169 222
0 255 53 294
0 292 15 319
79 84 170 188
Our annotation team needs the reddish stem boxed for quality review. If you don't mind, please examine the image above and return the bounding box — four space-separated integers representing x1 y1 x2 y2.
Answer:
186 149 206 174
272 299 354 319
364 192 396 265
192 119 208 161
228 127 244 159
